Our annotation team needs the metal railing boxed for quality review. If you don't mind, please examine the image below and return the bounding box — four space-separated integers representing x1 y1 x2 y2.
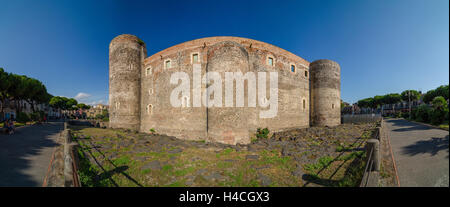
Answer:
360 147 375 187
359 121 381 187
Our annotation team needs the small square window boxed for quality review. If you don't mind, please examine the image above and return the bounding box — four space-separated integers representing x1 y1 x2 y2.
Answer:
165 60 171 69
291 65 296 73
268 57 273 66
192 53 199 63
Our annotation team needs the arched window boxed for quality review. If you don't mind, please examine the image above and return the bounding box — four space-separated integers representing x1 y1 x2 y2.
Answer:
290 64 296 73
146 104 153 115
145 67 152 76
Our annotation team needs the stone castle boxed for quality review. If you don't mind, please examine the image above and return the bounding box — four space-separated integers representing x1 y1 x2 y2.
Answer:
109 34 341 145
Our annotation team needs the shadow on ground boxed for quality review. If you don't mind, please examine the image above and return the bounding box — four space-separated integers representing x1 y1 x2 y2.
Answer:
401 135 449 158
0 123 62 186
386 119 433 132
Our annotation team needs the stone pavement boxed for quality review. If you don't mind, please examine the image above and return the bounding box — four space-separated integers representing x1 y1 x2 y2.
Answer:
385 119 449 187
0 122 63 186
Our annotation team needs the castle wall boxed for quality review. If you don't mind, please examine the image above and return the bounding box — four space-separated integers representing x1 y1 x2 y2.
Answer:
139 36 311 144
140 46 207 140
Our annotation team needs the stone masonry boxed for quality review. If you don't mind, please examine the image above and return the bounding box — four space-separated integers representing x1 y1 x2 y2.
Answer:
109 34 341 145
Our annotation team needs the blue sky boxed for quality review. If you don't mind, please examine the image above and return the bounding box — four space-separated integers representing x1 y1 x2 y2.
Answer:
0 0 448 105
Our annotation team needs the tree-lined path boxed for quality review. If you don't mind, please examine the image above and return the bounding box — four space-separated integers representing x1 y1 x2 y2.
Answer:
386 119 449 187
0 122 62 186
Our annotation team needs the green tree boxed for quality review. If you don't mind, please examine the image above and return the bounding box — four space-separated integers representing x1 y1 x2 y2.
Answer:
0 68 12 117
401 90 421 102
430 96 448 125
76 103 90 110
401 90 421 119
382 93 402 114
66 98 78 110
423 85 449 103
49 96 69 110
373 95 384 108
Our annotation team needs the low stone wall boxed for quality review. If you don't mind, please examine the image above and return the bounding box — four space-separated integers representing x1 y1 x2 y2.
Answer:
62 123 81 187
342 114 382 124
43 122 81 187
68 119 109 129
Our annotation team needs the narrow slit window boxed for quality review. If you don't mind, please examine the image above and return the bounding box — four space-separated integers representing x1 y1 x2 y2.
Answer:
332 104 335 109
291 65 296 73
146 67 151 76
303 99 306 110
305 70 308 77
147 104 153 115
268 57 274 66
192 53 199 63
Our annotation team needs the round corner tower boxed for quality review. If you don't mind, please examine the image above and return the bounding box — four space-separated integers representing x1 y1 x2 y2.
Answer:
109 34 147 131
310 59 341 127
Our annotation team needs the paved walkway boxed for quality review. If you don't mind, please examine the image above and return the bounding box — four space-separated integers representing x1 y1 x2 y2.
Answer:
0 122 63 186
385 119 449 187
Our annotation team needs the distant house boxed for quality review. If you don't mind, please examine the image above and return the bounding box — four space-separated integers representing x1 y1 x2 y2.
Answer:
0 99 60 121
87 104 109 119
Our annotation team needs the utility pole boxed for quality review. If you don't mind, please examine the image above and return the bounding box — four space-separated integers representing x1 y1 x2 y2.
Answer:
408 90 411 120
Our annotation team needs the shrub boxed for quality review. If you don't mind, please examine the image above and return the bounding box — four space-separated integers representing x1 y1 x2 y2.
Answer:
256 128 270 139
95 114 104 120
29 112 41 121
415 104 431 123
431 109 447 125
445 109 449 122
411 108 417 120
401 111 410 119
430 96 449 125
16 112 30 123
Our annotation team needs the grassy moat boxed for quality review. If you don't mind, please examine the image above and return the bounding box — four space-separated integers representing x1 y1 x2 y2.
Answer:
70 123 378 187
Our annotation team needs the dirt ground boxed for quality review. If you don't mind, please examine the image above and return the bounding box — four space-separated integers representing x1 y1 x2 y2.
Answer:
70 123 377 187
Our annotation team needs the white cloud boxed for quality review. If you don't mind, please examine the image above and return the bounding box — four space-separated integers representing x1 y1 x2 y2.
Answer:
86 99 106 106
74 92 91 100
